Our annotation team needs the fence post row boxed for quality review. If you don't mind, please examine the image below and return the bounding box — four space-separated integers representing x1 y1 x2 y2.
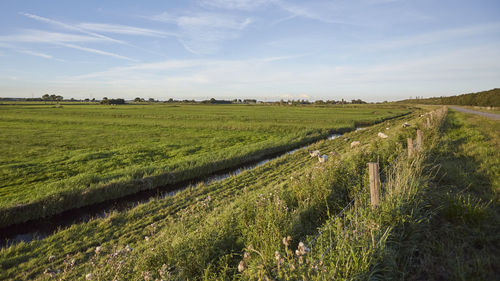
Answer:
426 117 431 128
368 162 381 209
407 138 414 157
416 130 423 150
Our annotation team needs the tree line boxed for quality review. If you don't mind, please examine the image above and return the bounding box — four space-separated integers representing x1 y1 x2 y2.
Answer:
401 88 500 107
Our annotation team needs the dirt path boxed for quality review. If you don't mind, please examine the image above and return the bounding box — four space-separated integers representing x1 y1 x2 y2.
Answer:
449 106 500 120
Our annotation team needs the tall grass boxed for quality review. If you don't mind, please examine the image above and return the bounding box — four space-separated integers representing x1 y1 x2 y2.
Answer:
236 109 447 280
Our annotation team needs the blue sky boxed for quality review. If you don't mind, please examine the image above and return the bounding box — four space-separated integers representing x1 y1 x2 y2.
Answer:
0 0 499 101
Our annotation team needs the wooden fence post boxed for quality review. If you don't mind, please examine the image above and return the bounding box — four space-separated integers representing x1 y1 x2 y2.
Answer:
416 130 423 150
407 138 414 157
368 162 381 209
426 117 431 129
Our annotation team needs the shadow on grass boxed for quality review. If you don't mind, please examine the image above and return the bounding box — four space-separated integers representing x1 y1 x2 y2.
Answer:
376 111 500 280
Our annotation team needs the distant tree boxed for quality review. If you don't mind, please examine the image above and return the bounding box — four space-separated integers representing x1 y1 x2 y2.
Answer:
399 88 500 107
167 98 174 103
109 98 125 105
134 97 142 103
351 99 367 104
42 94 50 101
100 97 110 105
148 98 155 102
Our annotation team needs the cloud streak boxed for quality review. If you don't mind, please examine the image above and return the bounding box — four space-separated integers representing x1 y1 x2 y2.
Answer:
0 29 106 43
20 12 125 44
77 23 177 38
16 49 53 59
56 43 137 61
149 11 253 54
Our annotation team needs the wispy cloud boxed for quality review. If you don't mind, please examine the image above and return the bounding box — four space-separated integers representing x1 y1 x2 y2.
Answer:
273 1 358 25
152 12 253 30
68 54 300 81
370 22 500 50
77 23 177 38
56 43 137 61
20 12 125 44
199 0 272 10
0 29 105 43
0 29 136 61
16 49 53 59
150 12 253 54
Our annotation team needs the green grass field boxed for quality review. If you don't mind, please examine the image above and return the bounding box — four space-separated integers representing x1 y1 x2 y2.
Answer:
0 103 409 227
0 106 422 280
2 106 497 280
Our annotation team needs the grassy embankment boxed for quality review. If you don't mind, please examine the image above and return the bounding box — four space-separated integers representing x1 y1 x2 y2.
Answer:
0 103 409 228
0 107 421 280
265 107 498 280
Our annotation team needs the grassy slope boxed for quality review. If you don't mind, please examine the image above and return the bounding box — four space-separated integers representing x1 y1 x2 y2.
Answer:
368 109 499 280
409 109 499 279
233 107 498 280
0 109 418 280
0 104 409 227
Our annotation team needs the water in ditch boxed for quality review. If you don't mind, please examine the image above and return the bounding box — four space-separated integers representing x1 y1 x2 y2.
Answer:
0 133 349 247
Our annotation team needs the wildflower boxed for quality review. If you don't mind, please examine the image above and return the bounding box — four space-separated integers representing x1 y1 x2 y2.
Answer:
144 236 150 241
274 251 283 270
274 251 281 262
238 260 247 272
48 255 56 262
141 271 152 281
125 245 133 252
282 236 291 248
95 246 102 254
243 252 250 260
44 268 57 278
85 273 93 280
297 242 310 255
158 264 168 279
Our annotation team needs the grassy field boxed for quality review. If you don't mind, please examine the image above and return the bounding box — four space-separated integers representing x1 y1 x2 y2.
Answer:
4 105 495 280
0 107 423 280
0 103 409 227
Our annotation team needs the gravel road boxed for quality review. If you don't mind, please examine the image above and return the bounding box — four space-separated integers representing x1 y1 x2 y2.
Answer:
449 106 500 120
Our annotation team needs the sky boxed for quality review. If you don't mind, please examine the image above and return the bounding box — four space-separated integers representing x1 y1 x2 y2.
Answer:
0 0 499 102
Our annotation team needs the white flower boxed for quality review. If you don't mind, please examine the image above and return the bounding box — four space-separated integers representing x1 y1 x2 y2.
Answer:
85 273 93 280
238 260 247 272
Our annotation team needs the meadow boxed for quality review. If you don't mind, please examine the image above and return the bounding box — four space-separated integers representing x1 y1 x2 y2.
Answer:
0 106 423 280
2 104 495 280
0 103 409 227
